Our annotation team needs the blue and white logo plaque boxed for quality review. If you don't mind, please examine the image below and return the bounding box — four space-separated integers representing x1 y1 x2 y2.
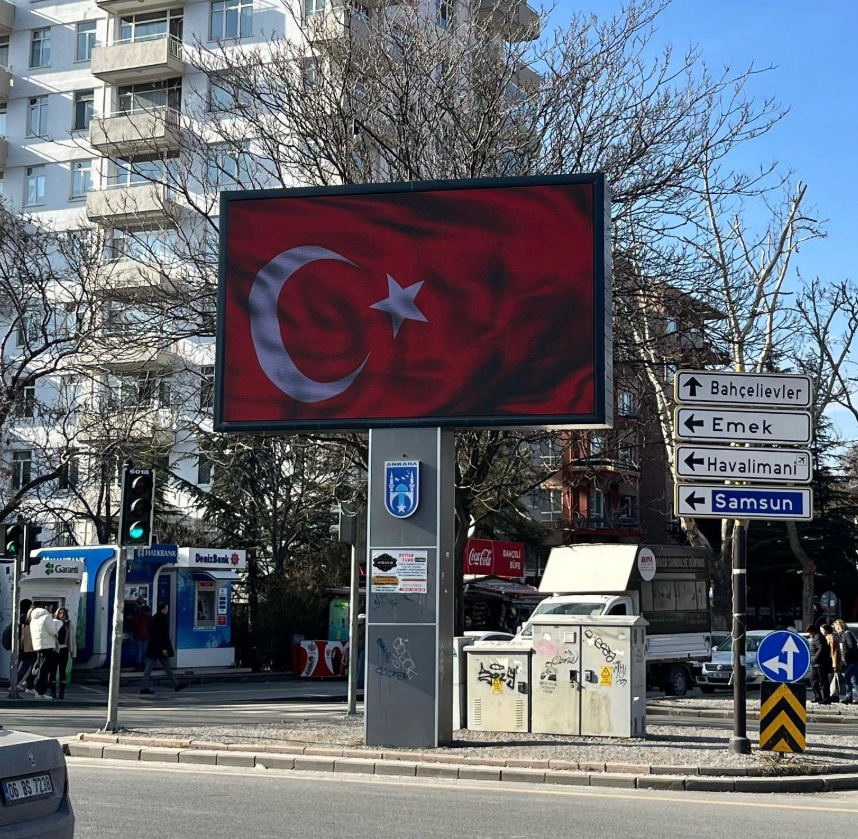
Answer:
385 460 419 518
758 630 811 683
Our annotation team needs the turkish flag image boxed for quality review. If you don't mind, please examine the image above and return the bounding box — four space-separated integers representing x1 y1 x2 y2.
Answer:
219 178 604 428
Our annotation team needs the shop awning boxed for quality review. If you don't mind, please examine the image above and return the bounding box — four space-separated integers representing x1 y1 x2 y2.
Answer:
466 577 545 599
195 570 242 581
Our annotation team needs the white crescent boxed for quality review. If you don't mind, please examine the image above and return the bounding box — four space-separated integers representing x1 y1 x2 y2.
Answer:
248 245 370 403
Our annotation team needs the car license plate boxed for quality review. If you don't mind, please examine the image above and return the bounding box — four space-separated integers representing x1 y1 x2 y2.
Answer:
1 774 53 805
710 672 728 680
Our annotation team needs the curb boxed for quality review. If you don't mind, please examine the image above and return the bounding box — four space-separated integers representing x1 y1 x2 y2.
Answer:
647 705 858 725
67 734 858 794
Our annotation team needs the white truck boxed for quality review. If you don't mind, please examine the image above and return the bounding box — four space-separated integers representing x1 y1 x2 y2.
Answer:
516 544 712 696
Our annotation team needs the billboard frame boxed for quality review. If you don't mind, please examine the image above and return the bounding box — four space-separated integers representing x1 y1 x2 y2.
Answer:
215 173 612 433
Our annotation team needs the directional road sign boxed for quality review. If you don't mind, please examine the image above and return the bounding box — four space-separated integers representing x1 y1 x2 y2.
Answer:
757 630 811 683
675 370 812 408
759 682 806 753
675 445 813 485
675 483 814 521
674 406 813 444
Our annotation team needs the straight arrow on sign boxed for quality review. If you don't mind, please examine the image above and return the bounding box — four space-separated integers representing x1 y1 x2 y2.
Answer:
674 370 813 408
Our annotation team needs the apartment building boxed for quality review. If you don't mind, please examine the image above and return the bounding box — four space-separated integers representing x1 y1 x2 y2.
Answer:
0 0 539 546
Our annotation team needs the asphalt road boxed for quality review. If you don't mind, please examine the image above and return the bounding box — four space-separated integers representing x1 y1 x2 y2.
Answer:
67 759 858 839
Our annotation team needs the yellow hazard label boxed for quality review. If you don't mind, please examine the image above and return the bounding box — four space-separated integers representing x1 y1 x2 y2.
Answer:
600 666 612 686
492 677 503 693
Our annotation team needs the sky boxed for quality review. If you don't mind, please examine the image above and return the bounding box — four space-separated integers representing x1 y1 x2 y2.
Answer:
552 0 858 437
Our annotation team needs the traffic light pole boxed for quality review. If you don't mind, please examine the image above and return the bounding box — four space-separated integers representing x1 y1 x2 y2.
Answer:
7 557 21 699
729 519 751 754
105 545 129 732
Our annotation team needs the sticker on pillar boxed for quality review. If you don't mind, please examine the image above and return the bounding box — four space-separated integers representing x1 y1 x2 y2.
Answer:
384 460 419 518
600 666 612 686
370 549 428 594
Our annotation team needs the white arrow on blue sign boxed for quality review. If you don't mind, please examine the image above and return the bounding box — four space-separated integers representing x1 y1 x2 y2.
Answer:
757 631 811 683
674 483 813 521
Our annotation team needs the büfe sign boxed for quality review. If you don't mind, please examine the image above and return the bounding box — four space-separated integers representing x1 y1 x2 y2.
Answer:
464 539 526 578
216 175 611 431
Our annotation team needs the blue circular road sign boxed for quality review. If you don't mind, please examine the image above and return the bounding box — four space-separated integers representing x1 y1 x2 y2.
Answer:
757 630 811 683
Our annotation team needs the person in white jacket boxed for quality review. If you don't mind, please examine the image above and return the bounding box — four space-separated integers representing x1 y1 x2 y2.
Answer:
28 607 63 699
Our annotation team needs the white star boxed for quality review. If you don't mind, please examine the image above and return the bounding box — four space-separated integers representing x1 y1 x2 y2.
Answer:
370 275 428 338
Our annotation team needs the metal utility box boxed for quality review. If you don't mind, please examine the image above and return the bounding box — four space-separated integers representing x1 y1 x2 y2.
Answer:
466 642 532 733
452 636 472 730
530 615 647 738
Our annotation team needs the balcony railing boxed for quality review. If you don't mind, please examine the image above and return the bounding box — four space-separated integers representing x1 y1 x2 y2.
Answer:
91 34 185 85
571 513 642 531
86 181 179 228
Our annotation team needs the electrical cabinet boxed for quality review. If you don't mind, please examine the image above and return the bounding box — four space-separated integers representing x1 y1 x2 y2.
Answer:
466 643 532 733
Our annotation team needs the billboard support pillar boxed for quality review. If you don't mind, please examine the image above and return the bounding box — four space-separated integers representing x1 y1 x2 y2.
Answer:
364 427 455 749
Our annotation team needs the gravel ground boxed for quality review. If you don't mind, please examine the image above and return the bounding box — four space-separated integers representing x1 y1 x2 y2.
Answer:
129 716 858 771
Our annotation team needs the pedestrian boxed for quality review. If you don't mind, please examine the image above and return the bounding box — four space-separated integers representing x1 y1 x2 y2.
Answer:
140 603 186 695
822 623 844 703
51 608 76 700
807 624 832 704
28 606 62 699
834 619 858 704
16 600 36 691
131 599 151 672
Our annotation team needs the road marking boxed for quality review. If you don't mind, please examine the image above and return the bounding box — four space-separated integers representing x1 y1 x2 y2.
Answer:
67 760 858 813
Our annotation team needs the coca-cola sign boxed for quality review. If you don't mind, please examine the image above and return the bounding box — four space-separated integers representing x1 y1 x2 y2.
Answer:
464 538 526 578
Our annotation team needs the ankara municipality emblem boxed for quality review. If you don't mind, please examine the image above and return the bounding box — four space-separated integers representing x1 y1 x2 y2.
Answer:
385 460 419 519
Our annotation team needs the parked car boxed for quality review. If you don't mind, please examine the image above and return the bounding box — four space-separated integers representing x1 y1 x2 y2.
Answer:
0 728 74 837
697 631 768 692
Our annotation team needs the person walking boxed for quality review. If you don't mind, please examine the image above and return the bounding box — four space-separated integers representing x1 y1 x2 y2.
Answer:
51 608 76 700
823 623 844 703
807 624 833 704
131 600 151 672
835 619 858 704
16 600 36 691
140 603 186 695
29 606 62 699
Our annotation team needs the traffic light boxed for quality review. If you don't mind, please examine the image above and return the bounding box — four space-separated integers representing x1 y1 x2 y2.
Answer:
120 467 155 548
22 523 42 574
330 503 358 544
1 522 24 560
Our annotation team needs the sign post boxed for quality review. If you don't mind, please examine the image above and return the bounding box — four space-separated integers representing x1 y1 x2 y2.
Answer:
673 369 815 755
757 630 811 754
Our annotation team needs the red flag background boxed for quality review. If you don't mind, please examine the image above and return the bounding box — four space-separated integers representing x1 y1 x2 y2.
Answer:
218 178 606 429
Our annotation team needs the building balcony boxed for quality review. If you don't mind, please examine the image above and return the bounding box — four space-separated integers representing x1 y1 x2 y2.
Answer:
0 137 7 173
304 7 370 47
0 65 11 104
91 35 185 85
86 182 180 229
570 513 643 535
0 0 14 37
513 63 540 93
473 0 539 42
89 343 181 372
96 0 185 16
97 261 179 299
81 407 176 446
90 107 182 157
569 455 642 479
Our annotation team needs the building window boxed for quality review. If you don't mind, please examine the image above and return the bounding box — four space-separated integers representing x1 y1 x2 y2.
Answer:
53 521 77 547
618 390 636 417
71 160 92 199
12 451 32 491
27 96 49 138
531 488 561 523
73 90 95 131
200 366 215 409
590 433 605 456
589 487 605 521
0 104 6 139
0 36 8 68
197 454 213 485
58 457 80 491
30 28 51 68
209 76 248 111
619 442 636 468
304 0 325 17
534 437 561 469
208 142 250 188
117 79 182 114
76 21 97 61
350 3 369 22
618 495 637 524
119 10 183 44
210 0 253 39
12 385 36 419
435 0 452 28
25 166 46 206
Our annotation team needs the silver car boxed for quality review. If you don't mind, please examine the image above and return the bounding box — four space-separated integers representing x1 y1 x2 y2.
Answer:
0 728 74 837
697 631 767 692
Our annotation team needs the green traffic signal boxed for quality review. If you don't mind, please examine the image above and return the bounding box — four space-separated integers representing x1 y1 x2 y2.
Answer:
120 467 155 548
129 522 146 540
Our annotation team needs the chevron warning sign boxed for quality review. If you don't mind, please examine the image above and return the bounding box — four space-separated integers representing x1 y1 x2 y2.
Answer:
759 682 806 753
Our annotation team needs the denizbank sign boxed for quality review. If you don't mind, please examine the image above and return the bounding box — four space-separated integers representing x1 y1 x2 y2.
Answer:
177 547 247 571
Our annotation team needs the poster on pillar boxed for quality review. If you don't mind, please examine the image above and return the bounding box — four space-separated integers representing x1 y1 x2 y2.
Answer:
370 549 429 595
